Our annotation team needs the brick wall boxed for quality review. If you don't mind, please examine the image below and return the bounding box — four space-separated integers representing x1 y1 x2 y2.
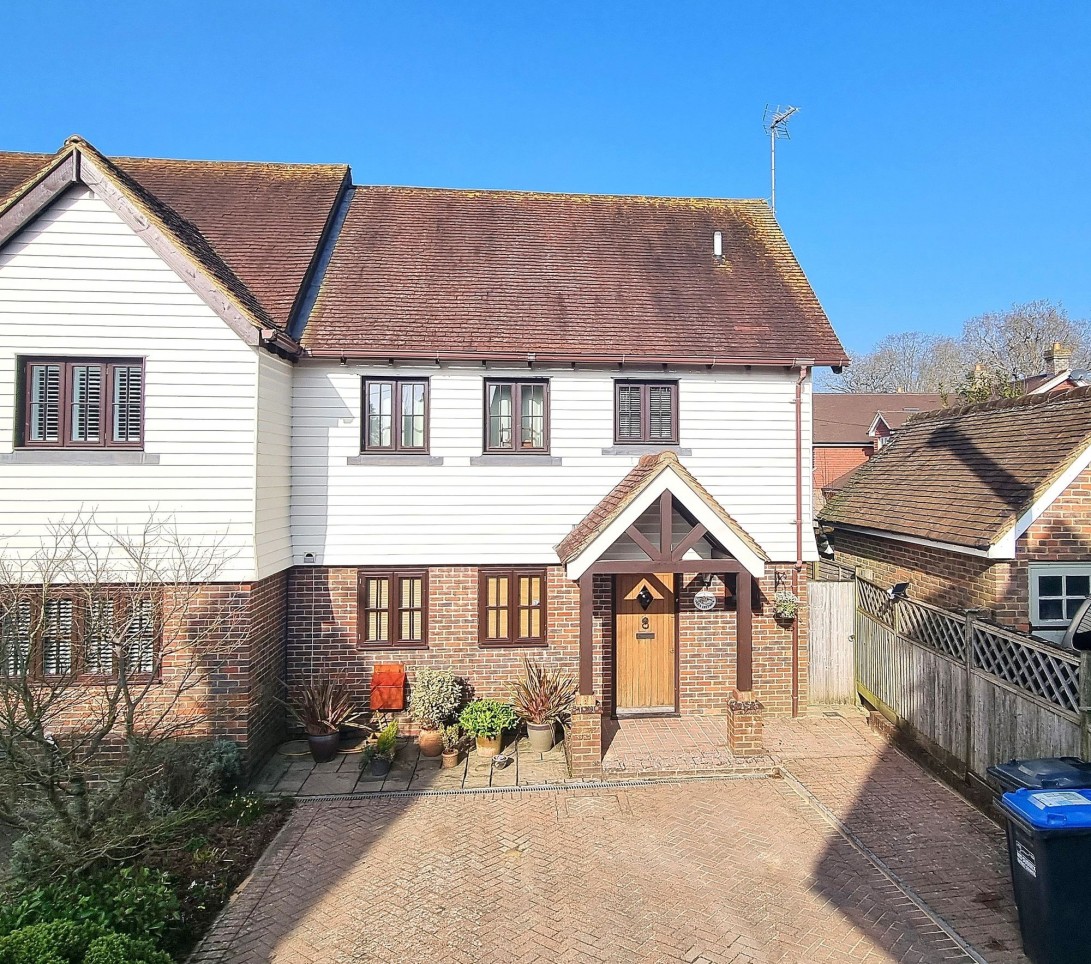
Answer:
36 573 288 776
287 564 803 724
814 445 871 490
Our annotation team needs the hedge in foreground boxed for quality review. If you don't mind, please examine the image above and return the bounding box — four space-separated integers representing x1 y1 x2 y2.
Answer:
0 920 171 964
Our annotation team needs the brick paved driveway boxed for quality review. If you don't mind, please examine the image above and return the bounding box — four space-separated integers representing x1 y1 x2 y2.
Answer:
196 715 1026 963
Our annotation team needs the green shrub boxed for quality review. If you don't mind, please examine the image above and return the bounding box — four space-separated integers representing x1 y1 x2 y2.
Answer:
458 699 518 738
145 738 243 814
0 920 170 964
408 668 463 728
0 866 182 951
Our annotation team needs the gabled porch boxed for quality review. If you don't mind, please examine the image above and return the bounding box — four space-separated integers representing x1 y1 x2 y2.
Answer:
556 452 774 775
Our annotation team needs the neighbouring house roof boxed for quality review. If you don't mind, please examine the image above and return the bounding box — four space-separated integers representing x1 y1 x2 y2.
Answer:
813 393 945 445
556 451 768 577
0 139 349 333
302 187 848 366
820 387 1091 554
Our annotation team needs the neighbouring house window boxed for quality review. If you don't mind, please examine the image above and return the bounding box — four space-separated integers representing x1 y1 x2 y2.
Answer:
363 379 428 452
0 594 158 678
614 381 678 444
358 570 428 647
484 381 550 452
21 358 144 449
1030 565 1091 630
0 601 31 676
479 568 547 646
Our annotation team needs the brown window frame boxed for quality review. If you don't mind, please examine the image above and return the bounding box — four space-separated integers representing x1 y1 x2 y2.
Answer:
0 590 161 681
361 378 430 454
483 379 551 454
613 380 679 444
357 569 429 649
18 357 145 450
478 567 548 647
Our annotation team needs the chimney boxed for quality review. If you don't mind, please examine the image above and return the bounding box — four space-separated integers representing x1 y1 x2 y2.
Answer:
1045 343 1073 375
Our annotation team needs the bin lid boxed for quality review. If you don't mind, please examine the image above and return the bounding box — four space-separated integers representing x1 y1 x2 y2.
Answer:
1000 788 1091 830
987 757 1091 790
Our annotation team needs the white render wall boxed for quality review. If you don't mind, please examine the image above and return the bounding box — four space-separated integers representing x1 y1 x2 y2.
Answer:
0 186 264 581
292 361 816 566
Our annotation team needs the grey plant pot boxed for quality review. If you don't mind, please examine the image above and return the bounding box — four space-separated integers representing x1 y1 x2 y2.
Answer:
308 732 341 764
526 721 555 753
370 756 393 777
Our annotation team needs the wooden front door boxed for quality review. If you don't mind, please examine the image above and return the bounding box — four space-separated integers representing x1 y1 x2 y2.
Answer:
615 573 676 712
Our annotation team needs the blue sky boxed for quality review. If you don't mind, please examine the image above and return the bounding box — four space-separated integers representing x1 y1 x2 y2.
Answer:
2 2 1088 355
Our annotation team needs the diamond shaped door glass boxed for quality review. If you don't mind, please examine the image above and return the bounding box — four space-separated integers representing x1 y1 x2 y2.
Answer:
637 585 654 611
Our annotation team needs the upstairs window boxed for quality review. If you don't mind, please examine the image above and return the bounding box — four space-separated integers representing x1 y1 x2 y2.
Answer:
363 379 429 453
21 358 144 449
485 381 549 453
614 381 678 444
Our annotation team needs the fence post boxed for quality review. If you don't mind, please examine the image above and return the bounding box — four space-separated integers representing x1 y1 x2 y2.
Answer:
962 610 980 780
1081 652 1091 761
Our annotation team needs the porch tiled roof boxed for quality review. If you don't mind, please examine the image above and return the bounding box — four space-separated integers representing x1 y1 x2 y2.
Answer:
819 387 1091 550
556 451 768 564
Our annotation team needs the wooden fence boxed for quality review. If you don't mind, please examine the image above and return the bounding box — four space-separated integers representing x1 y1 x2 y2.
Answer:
855 577 1085 782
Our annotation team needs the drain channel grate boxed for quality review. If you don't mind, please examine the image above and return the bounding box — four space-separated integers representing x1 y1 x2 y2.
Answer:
280 769 776 804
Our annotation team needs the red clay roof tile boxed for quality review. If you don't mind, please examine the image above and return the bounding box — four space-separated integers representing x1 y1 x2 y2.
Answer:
303 187 847 364
819 387 1091 549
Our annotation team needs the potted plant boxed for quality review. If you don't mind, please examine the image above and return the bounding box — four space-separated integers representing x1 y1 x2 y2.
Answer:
408 668 463 757
364 719 399 776
440 724 462 769
287 676 367 763
772 589 800 622
458 699 518 758
511 657 577 752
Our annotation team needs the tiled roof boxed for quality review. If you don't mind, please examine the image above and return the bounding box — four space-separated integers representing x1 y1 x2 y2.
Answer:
556 451 768 564
0 143 348 332
813 393 945 445
303 187 847 364
819 387 1091 550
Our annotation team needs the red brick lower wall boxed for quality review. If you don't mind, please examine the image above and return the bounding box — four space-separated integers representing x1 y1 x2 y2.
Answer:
286 564 805 724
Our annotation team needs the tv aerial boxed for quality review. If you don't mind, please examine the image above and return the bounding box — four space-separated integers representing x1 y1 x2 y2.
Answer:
763 105 800 216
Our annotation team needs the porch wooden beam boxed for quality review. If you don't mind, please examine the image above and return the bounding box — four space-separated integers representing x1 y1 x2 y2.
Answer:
625 524 662 563
737 571 753 693
578 571 594 695
670 523 708 561
587 559 744 575
659 491 673 556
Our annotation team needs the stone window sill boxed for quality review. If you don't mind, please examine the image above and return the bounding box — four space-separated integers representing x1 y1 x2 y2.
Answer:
1 450 160 465
600 445 691 457
346 454 444 466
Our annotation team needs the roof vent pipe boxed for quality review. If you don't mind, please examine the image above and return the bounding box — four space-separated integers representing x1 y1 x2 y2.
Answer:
713 230 723 258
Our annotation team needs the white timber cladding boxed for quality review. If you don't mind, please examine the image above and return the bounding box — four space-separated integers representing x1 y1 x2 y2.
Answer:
0 185 262 581
292 361 816 566
255 352 294 577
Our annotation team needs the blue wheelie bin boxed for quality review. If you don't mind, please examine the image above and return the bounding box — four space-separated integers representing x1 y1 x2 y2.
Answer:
998 788 1091 964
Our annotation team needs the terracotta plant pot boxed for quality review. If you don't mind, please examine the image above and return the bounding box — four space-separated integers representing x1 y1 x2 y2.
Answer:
475 734 502 758
370 756 392 777
525 721 555 753
307 732 340 764
418 727 444 757
441 749 460 769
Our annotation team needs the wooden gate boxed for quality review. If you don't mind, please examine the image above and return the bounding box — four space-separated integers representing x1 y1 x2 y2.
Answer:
809 572 856 703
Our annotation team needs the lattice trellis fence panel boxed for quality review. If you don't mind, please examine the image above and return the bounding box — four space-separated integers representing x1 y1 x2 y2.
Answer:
898 600 966 662
857 580 892 625
972 624 1080 714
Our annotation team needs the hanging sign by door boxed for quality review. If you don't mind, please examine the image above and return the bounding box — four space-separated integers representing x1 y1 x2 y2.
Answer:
693 589 717 611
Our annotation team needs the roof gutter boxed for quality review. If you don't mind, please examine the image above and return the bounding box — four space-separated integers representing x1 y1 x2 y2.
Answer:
301 348 850 368
260 328 301 358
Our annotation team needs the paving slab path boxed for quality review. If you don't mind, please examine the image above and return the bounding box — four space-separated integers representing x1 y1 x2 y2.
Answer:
196 713 1027 963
